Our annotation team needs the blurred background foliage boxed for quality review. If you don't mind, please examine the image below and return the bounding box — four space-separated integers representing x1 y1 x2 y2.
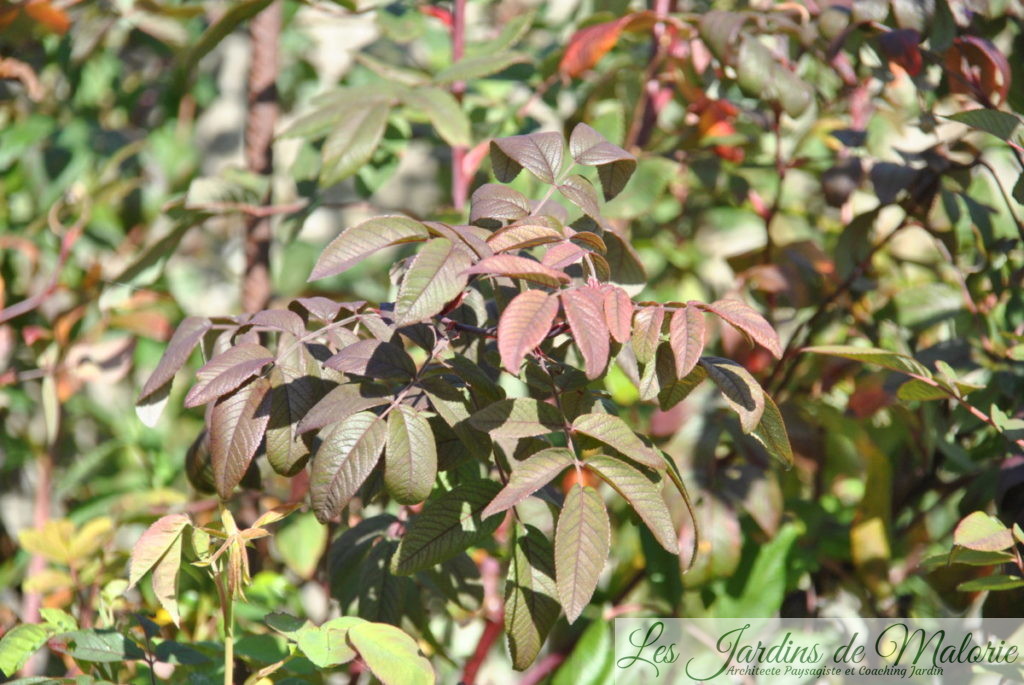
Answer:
1 0 1023 681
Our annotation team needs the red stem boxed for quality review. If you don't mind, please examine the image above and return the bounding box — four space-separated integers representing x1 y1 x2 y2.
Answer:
461 618 502 685
450 0 468 210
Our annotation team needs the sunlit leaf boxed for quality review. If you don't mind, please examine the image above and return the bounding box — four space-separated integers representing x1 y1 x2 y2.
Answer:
555 484 610 623
562 287 611 379
393 238 472 326
385 405 437 505
703 298 782 359
465 254 570 288
482 447 574 517
490 131 564 184
571 413 662 470
183 343 275 408
668 305 704 379
498 289 560 374
505 525 560 670
347 621 435 685
954 511 1014 552
210 377 271 499
128 513 190 590
585 454 677 553
310 412 388 522
310 216 429 281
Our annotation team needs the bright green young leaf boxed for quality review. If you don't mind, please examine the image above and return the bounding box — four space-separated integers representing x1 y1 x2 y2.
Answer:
551 614 614 685
152 529 184 626
296 616 364 668
347 621 435 685
803 345 932 378
0 624 51 677
957 575 1024 592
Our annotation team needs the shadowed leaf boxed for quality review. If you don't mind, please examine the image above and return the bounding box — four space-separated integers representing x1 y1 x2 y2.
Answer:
491 131 564 184
568 123 636 200
585 454 678 553
700 356 765 432
505 525 560 670
469 398 563 438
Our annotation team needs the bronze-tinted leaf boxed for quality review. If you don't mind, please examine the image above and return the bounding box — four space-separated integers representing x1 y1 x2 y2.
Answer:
631 306 664 365
128 513 191 590
703 298 782 359
392 480 503 574
554 484 610 623
602 286 633 344
585 454 678 553
266 343 321 477
325 339 417 380
393 238 472 326
482 447 574 518
465 254 569 289
384 405 437 505
558 175 602 219
700 356 765 432
571 413 663 470
210 376 271 499
487 222 564 253
139 316 211 403
469 183 531 226
320 102 391 187
309 216 429 282
184 343 275 408
668 305 704 379
567 123 636 200
505 525 560 670
498 289 560 374
310 412 388 522
561 287 610 379
469 398 564 438
490 131 564 184
297 384 390 434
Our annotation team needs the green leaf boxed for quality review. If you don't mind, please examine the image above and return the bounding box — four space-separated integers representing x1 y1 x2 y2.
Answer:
700 357 765 432
957 575 1024 592
505 525 560 670
954 511 1014 552
310 412 388 523
920 548 1016 570
347 621 435 685
945 109 1022 142
551 618 614 685
402 87 471 147
39 608 77 634
585 454 678 553
712 522 801 618
128 513 190 590
392 480 504 575
482 447 574 518
555 484 611 623
750 392 793 467
385 405 438 505
896 378 953 401
320 102 392 186
434 51 528 84
266 612 311 641
571 413 663 470
296 616 364 668
0 624 50 677
803 344 932 378
469 398 564 438
61 629 146 663
310 216 429 281
275 511 329 579
394 238 472 326
178 0 273 77
152 528 184 626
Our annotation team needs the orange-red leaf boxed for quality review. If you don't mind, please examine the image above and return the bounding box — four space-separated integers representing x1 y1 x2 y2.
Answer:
602 286 634 344
465 254 570 288
703 298 782 359
562 287 610 379
668 305 704 379
499 290 560 374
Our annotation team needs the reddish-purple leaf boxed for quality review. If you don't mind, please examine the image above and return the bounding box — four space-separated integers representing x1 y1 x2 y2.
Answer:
558 175 602 219
325 339 417 380
184 343 275 408
139 317 211 402
542 241 587 270
297 383 390 434
245 309 306 339
210 376 271 499
568 230 607 254
128 513 191 590
265 342 321 477
702 298 782 358
567 123 636 200
668 305 705 379
469 183 532 226
562 287 610 379
289 296 364 323
426 221 494 259
490 132 564 184
631 306 664 365
498 290 560 374
602 286 634 344
488 222 563 253
309 216 429 281
465 254 570 288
